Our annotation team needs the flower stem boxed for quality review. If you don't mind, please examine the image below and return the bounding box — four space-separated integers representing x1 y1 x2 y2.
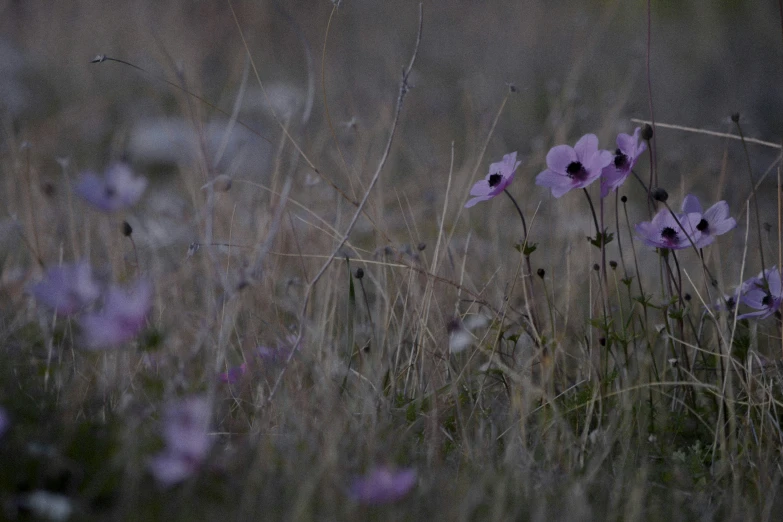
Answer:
504 189 528 240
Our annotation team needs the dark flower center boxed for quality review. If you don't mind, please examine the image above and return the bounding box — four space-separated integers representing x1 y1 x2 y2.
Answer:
105 185 116 198
762 293 773 308
566 161 587 181
726 297 736 310
613 149 629 169
488 172 502 188
661 227 678 242
696 218 709 232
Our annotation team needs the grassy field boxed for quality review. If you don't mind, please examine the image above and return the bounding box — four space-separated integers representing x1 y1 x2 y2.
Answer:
2 1 783 520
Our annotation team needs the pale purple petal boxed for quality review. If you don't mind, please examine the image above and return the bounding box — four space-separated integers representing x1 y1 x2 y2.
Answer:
535 169 573 199
681 194 703 214
545 145 577 173
31 262 100 316
148 452 199 487
468 179 491 197
348 466 417 504
163 397 212 458
75 163 147 212
81 279 152 349
573 134 599 161
587 149 613 174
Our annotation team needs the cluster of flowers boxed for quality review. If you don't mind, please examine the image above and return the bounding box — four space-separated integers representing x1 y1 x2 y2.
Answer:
29 162 150 348
31 262 151 349
462 126 783 322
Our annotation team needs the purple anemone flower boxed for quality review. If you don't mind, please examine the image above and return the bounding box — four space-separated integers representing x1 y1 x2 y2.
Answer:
738 267 783 320
80 279 152 349
218 363 247 384
635 208 701 250
75 163 147 212
465 152 520 208
30 262 100 316
149 397 212 487
681 194 736 248
536 134 613 198
600 127 646 198
348 466 417 504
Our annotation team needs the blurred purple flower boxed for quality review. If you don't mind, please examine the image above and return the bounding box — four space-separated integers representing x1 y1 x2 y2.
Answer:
256 334 301 363
738 267 783 320
218 363 247 384
600 127 646 198
30 262 100 316
80 279 152 349
149 397 212 487
464 152 520 208
75 163 147 212
635 209 701 250
0 406 8 439
536 134 613 198
348 466 417 504
680 194 736 248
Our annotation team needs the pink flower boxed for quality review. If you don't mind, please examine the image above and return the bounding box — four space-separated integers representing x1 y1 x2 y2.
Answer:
149 397 212 487
80 279 152 349
635 209 701 250
30 262 100 316
680 194 736 248
348 466 417 504
75 163 147 212
464 152 520 208
536 134 613 198
600 127 646 198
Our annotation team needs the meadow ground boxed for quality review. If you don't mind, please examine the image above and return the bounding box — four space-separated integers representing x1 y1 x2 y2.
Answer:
2 1 783 520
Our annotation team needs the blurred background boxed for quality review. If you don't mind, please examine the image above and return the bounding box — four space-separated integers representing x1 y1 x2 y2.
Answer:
1 0 782 306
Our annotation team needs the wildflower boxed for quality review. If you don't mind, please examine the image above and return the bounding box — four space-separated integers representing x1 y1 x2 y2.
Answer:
30 262 100 316
218 363 247 384
600 127 646 198
536 134 613 198
148 397 212 487
348 466 417 504
635 208 701 250
256 334 301 362
75 163 147 212
680 194 736 248
738 267 783 320
0 406 8 439
80 279 152 348
448 315 488 354
465 152 520 208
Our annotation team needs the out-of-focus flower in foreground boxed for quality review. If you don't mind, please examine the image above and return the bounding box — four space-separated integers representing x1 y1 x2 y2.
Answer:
148 397 212 487
80 279 152 349
75 163 147 212
218 363 247 384
465 152 520 208
536 134 612 198
348 466 417 504
600 127 646 198
680 194 736 248
635 209 701 250
0 406 8 439
738 267 783 320
30 262 100 316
